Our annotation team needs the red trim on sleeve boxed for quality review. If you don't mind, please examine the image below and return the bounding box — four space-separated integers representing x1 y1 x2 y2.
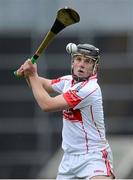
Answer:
51 78 61 85
63 90 82 108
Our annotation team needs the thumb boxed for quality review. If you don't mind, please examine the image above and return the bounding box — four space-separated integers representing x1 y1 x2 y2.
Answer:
27 59 32 65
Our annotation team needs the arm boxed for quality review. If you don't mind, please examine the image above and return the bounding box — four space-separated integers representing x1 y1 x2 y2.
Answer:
26 76 54 94
20 59 70 112
17 60 54 94
38 77 54 94
29 75 70 112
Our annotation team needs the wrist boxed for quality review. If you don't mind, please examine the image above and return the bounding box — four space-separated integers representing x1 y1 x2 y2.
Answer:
28 73 38 80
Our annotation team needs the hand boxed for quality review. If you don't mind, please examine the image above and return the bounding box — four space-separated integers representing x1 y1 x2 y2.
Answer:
16 64 25 77
22 59 38 77
16 59 38 78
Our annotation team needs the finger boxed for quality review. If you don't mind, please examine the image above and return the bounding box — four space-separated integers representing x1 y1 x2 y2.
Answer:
16 69 24 77
27 59 34 66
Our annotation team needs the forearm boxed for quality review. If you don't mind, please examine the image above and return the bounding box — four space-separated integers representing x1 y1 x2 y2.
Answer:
20 59 68 111
17 59 53 92
25 76 53 93
29 75 52 111
28 75 69 112
38 77 54 93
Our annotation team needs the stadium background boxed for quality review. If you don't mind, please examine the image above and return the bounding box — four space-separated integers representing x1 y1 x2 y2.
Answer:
0 0 133 178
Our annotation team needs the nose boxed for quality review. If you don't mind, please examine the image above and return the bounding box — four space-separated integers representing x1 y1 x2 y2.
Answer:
79 59 85 68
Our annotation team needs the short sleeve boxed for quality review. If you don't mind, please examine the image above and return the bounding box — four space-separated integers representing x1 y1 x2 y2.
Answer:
51 75 72 94
51 78 64 93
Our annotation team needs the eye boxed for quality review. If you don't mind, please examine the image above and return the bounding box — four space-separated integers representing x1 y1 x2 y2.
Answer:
85 59 94 64
77 57 82 61
74 56 82 62
85 59 90 63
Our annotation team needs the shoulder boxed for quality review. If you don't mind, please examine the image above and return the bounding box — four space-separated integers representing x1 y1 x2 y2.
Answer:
75 78 100 99
85 74 101 89
82 77 99 89
51 75 72 85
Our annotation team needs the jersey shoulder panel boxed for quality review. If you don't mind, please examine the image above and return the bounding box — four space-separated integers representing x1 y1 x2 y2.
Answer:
75 79 99 98
63 79 100 108
51 75 72 93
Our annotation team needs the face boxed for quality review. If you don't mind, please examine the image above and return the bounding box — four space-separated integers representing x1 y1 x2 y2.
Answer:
72 54 95 79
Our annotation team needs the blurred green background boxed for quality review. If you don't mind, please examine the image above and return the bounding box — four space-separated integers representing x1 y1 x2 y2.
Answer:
0 0 133 178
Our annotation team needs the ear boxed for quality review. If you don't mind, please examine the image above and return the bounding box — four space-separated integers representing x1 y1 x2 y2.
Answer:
92 63 98 75
71 58 74 67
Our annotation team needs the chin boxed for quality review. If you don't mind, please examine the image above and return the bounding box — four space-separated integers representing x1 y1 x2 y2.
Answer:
78 74 87 78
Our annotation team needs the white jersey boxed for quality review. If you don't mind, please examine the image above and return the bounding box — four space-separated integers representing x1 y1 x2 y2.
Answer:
51 74 109 154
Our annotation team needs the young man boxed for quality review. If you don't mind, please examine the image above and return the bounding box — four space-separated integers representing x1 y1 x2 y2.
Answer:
17 43 115 179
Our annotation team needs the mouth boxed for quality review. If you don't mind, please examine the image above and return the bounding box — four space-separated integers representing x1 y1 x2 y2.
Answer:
77 69 85 77
78 69 84 73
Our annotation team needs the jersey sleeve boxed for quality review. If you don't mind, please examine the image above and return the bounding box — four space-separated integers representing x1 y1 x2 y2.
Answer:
63 81 99 109
51 77 65 93
51 75 71 94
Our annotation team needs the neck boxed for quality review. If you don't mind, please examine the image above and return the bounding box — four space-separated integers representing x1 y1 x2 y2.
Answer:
72 73 97 83
72 74 90 83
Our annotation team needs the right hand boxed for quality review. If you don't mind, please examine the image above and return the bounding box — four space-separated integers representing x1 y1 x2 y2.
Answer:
16 59 38 78
16 64 25 77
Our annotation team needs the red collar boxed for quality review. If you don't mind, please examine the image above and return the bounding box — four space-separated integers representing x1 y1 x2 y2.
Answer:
89 73 97 80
